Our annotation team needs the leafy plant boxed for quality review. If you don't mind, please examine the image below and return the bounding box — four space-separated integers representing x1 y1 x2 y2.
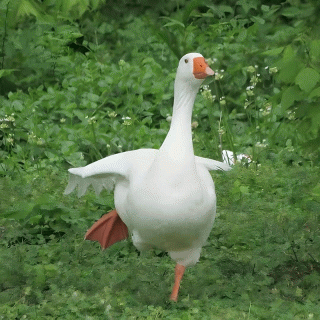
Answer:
1 0 320 318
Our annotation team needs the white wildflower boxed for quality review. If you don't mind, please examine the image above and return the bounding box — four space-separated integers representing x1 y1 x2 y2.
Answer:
201 85 215 101
107 111 117 118
262 103 272 116
269 67 278 74
219 97 226 106
218 127 225 135
37 138 44 146
250 75 260 86
122 116 132 125
287 110 296 120
191 121 198 129
255 140 267 148
0 123 9 129
28 132 37 144
244 100 251 109
7 133 14 145
88 116 96 125
215 72 224 80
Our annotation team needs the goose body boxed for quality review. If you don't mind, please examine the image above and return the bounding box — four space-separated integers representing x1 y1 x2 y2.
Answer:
65 53 231 301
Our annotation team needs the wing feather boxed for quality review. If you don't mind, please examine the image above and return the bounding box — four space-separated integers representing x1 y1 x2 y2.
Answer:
64 149 230 198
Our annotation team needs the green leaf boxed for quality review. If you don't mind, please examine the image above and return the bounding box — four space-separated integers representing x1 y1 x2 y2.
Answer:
236 0 258 14
274 46 304 83
295 68 320 92
262 47 284 56
0 69 17 78
309 86 320 98
312 183 320 201
239 185 249 194
281 6 300 18
17 0 42 17
277 58 304 84
237 29 247 42
251 16 265 24
207 5 234 18
310 40 320 60
182 0 204 24
162 17 185 28
281 86 302 110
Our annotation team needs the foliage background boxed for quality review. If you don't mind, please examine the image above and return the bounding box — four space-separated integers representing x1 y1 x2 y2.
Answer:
0 0 320 319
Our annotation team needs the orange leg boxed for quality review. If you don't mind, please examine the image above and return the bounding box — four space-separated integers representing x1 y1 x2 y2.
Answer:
170 263 186 302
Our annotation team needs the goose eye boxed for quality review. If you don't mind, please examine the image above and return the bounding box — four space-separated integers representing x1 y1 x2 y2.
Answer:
184 59 188 63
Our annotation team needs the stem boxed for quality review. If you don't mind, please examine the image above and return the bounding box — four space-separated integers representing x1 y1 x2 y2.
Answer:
291 241 299 262
308 253 318 263
1 0 9 69
91 122 97 146
213 80 236 158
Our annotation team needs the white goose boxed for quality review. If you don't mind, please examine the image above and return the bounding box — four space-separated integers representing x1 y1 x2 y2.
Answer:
65 53 231 301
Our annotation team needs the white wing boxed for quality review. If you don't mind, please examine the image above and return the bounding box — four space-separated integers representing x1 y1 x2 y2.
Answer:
64 149 157 197
64 149 230 198
195 155 232 171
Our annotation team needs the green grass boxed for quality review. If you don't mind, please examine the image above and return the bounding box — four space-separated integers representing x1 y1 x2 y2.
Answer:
1 162 319 319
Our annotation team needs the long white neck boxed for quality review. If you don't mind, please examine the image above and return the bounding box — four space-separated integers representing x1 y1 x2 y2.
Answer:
160 78 201 161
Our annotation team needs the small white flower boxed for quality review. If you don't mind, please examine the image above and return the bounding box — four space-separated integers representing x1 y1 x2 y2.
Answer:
123 120 132 126
201 86 215 101
255 141 267 148
37 138 44 145
191 121 198 129
7 137 14 145
244 101 251 109
88 116 96 124
269 67 278 74
287 110 296 120
218 127 225 135
108 111 117 118
215 72 224 80
6 115 15 122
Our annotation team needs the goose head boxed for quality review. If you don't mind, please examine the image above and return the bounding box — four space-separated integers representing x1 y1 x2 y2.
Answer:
175 53 214 89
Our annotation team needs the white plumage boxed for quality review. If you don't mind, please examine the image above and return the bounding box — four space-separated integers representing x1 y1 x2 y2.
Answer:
65 53 230 301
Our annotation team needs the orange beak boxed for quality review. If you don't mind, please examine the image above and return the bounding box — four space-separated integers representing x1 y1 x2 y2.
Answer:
193 57 214 79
